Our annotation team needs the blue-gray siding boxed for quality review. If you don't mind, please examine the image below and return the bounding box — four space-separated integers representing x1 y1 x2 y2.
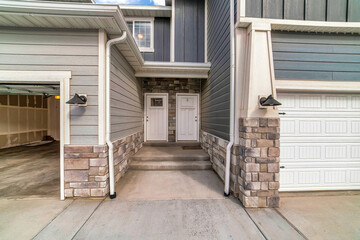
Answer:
272 31 360 81
175 0 205 62
141 17 170 62
246 0 360 22
110 47 143 141
201 0 231 140
0 28 99 145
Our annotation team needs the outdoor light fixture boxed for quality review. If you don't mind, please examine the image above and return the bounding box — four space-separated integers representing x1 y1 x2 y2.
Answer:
259 95 282 107
66 93 87 107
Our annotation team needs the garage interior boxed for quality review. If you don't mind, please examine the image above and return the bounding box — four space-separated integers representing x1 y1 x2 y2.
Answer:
0 84 60 198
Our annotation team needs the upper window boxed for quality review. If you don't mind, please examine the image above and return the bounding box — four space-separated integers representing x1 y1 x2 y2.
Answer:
126 18 154 52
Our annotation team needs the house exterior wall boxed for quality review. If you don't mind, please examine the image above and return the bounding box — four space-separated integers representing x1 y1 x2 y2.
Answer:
0 28 99 145
272 31 360 81
245 0 360 22
201 0 231 141
110 46 143 142
142 78 201 142
142 17 171 62
175 0 205 62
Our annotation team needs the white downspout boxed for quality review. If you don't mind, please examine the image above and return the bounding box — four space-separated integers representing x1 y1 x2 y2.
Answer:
106 32 127 199
225 0 235 196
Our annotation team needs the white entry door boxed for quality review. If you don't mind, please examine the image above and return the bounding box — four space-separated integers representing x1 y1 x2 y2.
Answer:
278 93 360 191
145 94 168 141
177 94 199 141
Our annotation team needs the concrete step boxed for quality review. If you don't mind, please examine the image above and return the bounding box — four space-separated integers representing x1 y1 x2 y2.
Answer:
130 146 209 162
143 141 201 147
130 154 209 162
129 160 212 170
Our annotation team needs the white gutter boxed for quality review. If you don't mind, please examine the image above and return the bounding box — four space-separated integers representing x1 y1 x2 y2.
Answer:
106 32 127 199
224 0 235 196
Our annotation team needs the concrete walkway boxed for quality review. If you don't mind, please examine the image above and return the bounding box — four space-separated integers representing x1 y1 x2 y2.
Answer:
0 170 358 239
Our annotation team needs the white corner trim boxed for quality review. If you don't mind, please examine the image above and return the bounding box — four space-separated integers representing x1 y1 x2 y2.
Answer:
204 0 208 63
238 0 246 19
276 79 360 93
237 17 360 34
0 70 71 201
170 0 175 62
98 29 107 145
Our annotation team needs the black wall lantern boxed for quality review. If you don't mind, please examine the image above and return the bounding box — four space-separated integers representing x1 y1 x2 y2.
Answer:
259 95 282 107
66 93 87 107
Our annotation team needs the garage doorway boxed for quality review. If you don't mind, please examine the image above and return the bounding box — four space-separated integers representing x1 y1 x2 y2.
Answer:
0 71 71 200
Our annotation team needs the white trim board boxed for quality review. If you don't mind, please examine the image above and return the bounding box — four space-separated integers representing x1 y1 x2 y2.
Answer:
176 93 200 142
237 17 360 34
0 70 71 201
276 80 360 93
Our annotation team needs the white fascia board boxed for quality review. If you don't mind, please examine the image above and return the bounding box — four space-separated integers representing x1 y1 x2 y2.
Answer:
236 17 360 34
136 61 211 79
0 70 71 83
276 79 360 93
120 4 171 17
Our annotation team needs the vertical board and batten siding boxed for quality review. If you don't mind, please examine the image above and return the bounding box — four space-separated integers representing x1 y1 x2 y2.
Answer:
272 31 360 81
175 0 205 62
201 0 231 140
141 17 170 62
110 46 143 141
0 28 99 145
246 0 360 22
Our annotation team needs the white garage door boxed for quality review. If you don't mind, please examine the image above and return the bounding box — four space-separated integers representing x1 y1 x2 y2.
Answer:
278 93 360 191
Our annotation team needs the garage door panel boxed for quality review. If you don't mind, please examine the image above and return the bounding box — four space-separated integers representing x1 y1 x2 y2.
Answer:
280 168 360 191
279 93 360 191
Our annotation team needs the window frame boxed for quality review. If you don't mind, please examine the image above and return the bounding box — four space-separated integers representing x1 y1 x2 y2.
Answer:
126 17 155 53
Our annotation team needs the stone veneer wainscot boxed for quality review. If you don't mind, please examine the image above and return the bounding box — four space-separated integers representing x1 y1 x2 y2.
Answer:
64 132 143 198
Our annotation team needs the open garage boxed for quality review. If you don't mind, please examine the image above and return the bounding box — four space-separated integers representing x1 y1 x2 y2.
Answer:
0 84 60 198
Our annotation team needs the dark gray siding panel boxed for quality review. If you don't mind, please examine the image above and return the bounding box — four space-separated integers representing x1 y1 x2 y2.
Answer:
0 28 99 145
110 47 143 141
305 0 326 21
175 0 205 62
263 0 283 19
246 0 262 18
327 0 347 22
284 0 304 20
141 17 170 62
246 0 358 22
272 31 360 81
348 0 360 22
202 0 231 141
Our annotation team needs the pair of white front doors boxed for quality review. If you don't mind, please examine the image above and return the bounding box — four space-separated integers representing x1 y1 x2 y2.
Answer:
145 93 199 141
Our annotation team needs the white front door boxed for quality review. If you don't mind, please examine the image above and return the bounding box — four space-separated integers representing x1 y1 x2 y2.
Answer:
145 94 168 141
177 94 199 141
278 93 360 191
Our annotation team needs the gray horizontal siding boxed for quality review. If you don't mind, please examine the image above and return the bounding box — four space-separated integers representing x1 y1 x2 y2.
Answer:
141 17 170 62
272 31 360 81
201 0 231 141
175 0 205 62
110 46 143 141
0 28 99 145
246 0 360 22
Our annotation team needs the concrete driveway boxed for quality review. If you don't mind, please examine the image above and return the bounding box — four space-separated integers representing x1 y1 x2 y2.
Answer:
0 170 358 240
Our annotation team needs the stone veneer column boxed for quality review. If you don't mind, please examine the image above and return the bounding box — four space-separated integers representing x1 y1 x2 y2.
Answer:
64 145 109 198
237 118 280 208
